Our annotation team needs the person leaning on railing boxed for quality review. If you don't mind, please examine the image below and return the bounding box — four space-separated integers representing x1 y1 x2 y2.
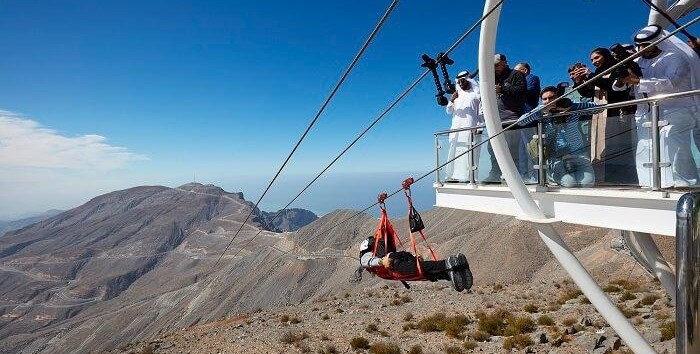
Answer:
613 25 700 188
573 47 639 186
518 86 605 187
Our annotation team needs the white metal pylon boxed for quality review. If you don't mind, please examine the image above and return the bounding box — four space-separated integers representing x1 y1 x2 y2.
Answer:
476 1 656 352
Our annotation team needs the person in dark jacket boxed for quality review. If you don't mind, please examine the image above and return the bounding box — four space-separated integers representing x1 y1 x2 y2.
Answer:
482 54 531 183
514 62 541 113
573 47 638 185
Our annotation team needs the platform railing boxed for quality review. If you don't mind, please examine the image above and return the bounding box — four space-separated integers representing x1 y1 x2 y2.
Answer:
435 89 700 191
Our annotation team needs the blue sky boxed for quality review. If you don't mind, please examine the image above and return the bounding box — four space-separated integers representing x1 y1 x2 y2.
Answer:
0 0 697 219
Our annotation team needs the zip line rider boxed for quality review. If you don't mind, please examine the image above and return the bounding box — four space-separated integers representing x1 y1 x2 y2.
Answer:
359 237 473 292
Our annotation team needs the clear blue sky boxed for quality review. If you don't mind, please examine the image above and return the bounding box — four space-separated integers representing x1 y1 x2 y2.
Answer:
0 0 696 218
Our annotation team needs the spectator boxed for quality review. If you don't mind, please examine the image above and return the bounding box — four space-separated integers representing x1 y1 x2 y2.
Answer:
482 54 529 183
575 48 638 185
445 71 483 182
614 25 700 188
518 86 604 187
514 62 541 113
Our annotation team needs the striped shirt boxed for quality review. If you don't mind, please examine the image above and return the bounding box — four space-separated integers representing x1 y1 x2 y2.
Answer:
518 102 603 158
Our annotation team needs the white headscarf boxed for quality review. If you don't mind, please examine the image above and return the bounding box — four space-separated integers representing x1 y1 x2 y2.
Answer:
455 71 480 95
635 25 700 105
447 71 482 128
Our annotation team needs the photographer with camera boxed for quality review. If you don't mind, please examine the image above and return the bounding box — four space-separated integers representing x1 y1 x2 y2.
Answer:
444 71 483 182
572 48 639 186
613 25 700 188
481 54 530 184
517 86 605 187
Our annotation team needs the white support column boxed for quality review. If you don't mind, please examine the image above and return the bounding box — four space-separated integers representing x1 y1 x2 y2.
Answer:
477 1 655 352
648 0 670 27
624 231 677 304
662 0 700 27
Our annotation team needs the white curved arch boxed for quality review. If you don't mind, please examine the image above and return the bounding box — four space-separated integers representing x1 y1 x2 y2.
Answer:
477 1 656 353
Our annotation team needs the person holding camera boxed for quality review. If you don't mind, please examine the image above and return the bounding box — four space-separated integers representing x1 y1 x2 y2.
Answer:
613 25 700 188
572 48 638 186
481 54 529 184
517 87 604 187
514 62 541 113
444 71 483 182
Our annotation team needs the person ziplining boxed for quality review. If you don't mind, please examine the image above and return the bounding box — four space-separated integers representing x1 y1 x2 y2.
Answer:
357 178 473 292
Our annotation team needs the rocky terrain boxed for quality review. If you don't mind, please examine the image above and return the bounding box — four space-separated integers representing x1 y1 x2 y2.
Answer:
263 208 319 232
0 183 319 354
0 183 678 353
107 208 678 354
114 280 675 354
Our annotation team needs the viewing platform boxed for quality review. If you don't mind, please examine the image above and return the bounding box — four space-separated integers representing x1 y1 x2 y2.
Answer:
433 90 700 237
435 183 682 236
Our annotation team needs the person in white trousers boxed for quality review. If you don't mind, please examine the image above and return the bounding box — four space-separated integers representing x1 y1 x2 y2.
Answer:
445 71 483 182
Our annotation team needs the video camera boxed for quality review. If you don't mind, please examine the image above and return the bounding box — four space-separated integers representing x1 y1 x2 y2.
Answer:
609 43 644 80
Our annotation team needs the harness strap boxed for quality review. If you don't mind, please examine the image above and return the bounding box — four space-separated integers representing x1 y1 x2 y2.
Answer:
403 178 438 262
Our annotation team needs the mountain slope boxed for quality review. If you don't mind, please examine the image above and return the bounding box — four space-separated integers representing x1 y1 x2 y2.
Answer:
0 209 62 236
0 188 675 354
0 183 273 352
262 208 318 232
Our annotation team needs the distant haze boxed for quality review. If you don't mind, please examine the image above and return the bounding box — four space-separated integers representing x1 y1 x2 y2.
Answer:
0 171 434 221
219 171 435 217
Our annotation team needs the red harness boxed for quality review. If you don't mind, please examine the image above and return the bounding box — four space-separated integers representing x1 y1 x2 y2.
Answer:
365 178 438 282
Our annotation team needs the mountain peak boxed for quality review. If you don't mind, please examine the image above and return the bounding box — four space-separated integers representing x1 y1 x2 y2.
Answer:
177 182 231 196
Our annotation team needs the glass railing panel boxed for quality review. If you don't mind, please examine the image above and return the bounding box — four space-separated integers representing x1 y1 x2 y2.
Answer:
545 115 602 188
588 110 639 187
435 128 482 184
435 133 449 183
434 90 700 191
636 94 700 190
479 126 539 185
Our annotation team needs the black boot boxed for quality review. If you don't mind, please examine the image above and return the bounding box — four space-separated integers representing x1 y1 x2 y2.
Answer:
445 255 466 292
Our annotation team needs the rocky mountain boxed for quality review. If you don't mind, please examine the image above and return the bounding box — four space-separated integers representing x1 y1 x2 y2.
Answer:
0 185 676 354
0 182 319 354
262 208 318 232
109 208 677 354
113 276 676 354
0 209 63 236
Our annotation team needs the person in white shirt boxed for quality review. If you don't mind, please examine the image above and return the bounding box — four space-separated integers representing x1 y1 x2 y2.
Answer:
444 71 483 182
614 25 700 187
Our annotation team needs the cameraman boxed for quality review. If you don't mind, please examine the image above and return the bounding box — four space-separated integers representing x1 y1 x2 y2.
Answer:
573 48 638 185
613 25 700 188
482 54 530 184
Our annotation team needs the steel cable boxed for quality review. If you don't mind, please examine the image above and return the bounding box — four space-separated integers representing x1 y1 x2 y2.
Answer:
212 0 401 268
273 15 699 260
230 0 507 262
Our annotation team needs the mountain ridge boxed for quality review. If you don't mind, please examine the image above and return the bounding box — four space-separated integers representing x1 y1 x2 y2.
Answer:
0 184 676 354
0 209 63 237
0 183 322 354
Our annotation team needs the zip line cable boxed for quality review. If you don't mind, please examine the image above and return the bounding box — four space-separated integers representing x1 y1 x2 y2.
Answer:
229 0 507 261
271 16 699 261
212 0 401 268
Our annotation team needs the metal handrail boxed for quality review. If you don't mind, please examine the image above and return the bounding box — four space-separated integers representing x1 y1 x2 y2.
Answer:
434 89 700 136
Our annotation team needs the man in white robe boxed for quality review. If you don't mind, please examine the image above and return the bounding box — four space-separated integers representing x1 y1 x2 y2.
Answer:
614 25 700 188
444 71 483 182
